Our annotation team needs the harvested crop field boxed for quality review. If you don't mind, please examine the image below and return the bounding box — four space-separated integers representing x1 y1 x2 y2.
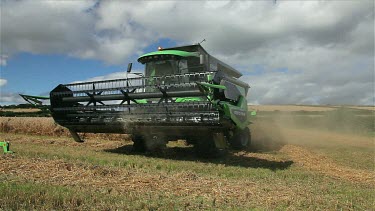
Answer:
0 106 374 210
249 105 337 111
249 104 375 112
0 108 41 113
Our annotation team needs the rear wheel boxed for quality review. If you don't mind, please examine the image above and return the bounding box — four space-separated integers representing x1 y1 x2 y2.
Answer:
230 127 251 150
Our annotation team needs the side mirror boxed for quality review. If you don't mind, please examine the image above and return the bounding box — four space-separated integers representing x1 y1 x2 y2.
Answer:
127 63 132 73
200 54 205 65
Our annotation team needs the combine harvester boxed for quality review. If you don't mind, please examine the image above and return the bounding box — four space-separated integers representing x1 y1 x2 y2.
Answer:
27 44 254 156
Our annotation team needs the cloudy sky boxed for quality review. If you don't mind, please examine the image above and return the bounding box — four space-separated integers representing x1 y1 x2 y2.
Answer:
0 0 374 105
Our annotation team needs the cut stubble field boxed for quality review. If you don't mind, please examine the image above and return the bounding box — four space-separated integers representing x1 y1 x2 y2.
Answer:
0 106 374 210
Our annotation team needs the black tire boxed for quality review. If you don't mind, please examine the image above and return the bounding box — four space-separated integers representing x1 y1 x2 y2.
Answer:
143 134 167 151
194 136 227 158
230 127 251 150
132 135 146 152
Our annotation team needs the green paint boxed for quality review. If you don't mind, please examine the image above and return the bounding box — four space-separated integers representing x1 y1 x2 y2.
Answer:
138 50 199 61
207 74 213 82
1 141 13 154
175 97 202 103
135 99 147 104
221 102 232 119
220 96 248 130
150 67 156 77
196 82 226 90
250 110 257 116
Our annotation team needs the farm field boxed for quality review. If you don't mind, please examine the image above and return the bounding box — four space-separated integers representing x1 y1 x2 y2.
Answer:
0 108 41 113
249 105 336 111
249 104 375 112
0 106 374 210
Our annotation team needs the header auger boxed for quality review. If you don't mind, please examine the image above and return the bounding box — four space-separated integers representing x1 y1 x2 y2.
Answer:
48 44 253 157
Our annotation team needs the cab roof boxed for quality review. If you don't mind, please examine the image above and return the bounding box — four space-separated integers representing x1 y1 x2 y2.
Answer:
137 50 199 64
138 44 243 78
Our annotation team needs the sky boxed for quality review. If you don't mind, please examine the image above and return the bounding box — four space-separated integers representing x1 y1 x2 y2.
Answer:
0 0 374 105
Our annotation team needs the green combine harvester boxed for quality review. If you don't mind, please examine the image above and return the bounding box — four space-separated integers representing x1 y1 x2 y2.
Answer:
47 44 253 156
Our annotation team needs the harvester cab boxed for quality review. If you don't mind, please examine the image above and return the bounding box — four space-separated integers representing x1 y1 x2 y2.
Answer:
49 44 252 157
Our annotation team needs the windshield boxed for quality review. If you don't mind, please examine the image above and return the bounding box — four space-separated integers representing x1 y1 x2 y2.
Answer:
145 59 188 77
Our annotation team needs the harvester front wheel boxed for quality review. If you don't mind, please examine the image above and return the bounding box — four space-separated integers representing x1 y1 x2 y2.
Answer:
230 127 251 150
132 135 146 152
194 134 227 158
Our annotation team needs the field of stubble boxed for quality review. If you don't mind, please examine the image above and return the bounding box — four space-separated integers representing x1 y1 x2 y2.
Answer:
0 106 374 210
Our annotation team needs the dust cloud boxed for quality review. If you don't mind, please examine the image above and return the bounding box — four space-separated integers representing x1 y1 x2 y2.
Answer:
249 107 374 151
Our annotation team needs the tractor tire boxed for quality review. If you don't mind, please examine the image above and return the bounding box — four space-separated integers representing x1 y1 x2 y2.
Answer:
132 135 146 152
230 127 251 150
143 134 167 151
194 136 227 158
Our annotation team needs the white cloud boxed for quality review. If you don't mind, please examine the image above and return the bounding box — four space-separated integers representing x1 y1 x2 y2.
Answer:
80 0 375 105
2 1 95 54
0 78 7 87
0 55 8 66
1 0 374 105
0 0 147 65
72 71 142 83
0 92 25 104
